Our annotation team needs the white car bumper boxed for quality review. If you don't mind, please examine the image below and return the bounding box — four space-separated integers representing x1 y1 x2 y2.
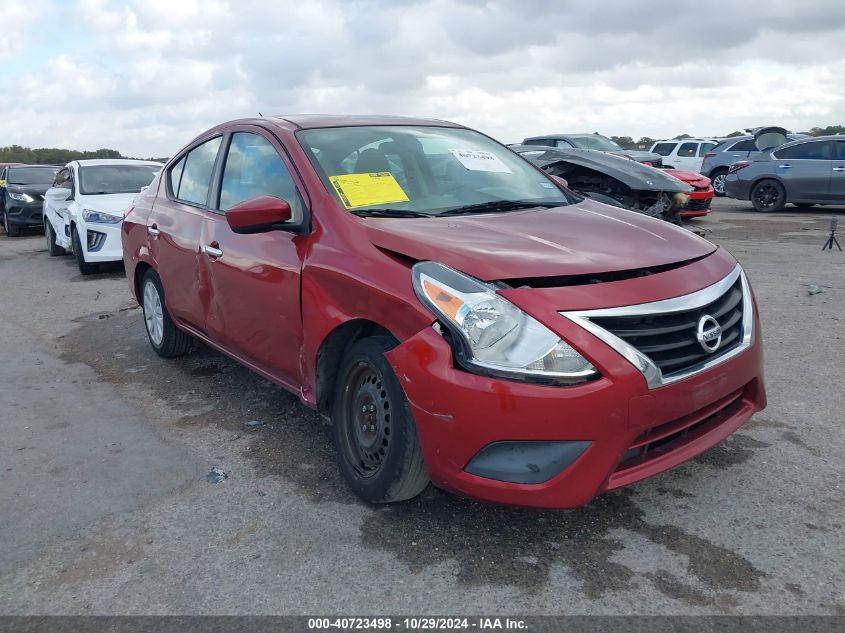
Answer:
79 221 124 263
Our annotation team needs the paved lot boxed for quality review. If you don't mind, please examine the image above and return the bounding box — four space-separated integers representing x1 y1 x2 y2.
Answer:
0 199 843 615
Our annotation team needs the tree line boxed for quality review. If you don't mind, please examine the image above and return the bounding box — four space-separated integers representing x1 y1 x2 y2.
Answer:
0 145 167 164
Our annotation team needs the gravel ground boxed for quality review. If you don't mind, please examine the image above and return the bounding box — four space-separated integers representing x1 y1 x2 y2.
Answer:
0 198 843 615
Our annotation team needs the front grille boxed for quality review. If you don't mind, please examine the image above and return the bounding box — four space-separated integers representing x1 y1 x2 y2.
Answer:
684 197 712 211
616 388 745 472
589 277 744 377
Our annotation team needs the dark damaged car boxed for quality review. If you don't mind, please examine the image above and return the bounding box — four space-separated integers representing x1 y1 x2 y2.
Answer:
511 145 693 221
1 164 60 236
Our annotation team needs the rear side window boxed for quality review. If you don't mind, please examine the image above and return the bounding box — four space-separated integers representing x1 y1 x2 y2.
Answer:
173 136 222 205
773 141 831 160
836 140 845 161
652 143 677 156
728 139 757 152
554 139 574 149
678 142 697 157
219 132 303 221
698 143 716 156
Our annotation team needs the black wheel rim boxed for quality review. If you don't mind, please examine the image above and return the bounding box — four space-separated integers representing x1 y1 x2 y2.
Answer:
340 361 392 478
713 174 726 194
754 183 780 209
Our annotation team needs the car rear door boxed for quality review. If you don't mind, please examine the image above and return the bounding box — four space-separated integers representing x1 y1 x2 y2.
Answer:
770 140 832 200
831 139 845 202
198 127 309 389
148 135 223 332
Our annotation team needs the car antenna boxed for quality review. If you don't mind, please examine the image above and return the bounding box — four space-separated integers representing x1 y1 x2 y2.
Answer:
258 112 263 117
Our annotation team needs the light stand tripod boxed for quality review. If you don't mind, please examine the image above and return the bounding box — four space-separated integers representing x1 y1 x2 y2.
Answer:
823 216 842 251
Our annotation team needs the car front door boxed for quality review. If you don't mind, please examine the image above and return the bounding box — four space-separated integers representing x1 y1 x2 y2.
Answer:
199 128 308 388
832 140 845 202
671 142 699 170
148 135 223 332
770 140 832 201
43 166 74 249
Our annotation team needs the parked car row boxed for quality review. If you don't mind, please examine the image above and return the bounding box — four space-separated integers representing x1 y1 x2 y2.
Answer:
116 114 765 508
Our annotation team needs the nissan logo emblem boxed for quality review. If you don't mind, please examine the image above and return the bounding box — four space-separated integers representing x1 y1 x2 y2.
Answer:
696 315 722 353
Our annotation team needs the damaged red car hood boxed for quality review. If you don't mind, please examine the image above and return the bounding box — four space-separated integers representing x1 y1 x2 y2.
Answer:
365 199 717 281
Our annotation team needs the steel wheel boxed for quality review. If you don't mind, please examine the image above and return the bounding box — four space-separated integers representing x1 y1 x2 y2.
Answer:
339 361 392 478
712 172 727 196
143 279 165 346
44 219 51 249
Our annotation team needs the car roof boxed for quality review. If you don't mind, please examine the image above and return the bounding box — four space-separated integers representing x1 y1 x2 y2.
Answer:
8 163 62 168
653 138 719 143
74 159 164 167
262 114 463 131
524 133 598 140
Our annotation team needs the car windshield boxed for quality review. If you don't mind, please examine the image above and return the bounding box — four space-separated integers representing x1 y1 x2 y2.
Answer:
567 135 623 151
297 126 569 216
78 164 160 195
8 167 59 185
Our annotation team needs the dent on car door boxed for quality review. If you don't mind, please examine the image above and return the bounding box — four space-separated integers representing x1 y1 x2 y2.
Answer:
149 136 222 332
199 129 307 387
771 140 832 200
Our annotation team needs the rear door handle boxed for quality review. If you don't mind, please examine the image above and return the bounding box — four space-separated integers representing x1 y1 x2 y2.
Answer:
148 224 160 236
778 164 793 169
202 243 223 258
833 167 845 172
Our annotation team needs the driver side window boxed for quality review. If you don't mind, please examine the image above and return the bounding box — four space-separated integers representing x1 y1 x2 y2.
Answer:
218 132 304 222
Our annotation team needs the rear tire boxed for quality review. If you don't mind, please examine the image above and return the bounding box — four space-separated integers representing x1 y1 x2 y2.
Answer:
332 336 429 503
71 225 98 274
4 212 20 237
711 170 728 197
141 269 193 358
45 219 67 256
751 179 786 213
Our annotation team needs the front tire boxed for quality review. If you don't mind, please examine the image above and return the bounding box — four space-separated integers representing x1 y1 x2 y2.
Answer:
141 269 192 358
4 212 20 237
332 336 429 503
71 225 98 274
711 170 728 197
751 179 786 212
45 219 67 256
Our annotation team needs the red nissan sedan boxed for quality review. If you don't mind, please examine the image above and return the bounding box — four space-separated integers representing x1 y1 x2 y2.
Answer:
122 115 766 508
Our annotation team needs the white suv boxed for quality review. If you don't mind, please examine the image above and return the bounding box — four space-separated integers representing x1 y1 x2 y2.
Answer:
649 138 720 173
43 159 162 273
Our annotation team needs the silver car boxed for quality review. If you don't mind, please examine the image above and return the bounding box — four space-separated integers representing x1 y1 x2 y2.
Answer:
701 130 808 196
724 134 845 211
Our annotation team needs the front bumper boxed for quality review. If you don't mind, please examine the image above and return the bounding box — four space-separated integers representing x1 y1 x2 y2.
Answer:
77 220 124 263
385 267 766 509
680 188 714 218
3 200 44 227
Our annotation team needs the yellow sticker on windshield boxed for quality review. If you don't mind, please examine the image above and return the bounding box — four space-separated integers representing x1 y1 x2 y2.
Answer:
329 172 410 209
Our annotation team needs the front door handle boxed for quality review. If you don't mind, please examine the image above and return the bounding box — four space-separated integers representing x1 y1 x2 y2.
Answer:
777 164 793 169
202 243 223 258
148 224 160 237
833 166 845 172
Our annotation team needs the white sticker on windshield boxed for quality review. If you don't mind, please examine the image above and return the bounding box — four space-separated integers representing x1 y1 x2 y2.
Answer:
449 149 512 174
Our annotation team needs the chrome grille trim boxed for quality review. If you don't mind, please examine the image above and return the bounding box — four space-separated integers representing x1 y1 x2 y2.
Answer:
561 264 753 389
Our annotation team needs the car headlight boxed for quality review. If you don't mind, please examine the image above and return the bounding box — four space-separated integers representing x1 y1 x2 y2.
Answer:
82 209 122 224
412 261 598 385
8 192 35 203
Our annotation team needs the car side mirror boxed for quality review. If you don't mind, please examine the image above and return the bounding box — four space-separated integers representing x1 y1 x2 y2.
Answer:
549 175 569 188
225 196 292 234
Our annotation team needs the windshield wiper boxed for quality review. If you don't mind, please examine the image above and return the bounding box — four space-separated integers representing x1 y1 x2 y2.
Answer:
352 208 434 218
438 200 559 216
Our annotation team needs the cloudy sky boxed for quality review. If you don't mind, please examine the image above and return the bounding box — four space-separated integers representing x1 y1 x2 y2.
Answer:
4 0 845 158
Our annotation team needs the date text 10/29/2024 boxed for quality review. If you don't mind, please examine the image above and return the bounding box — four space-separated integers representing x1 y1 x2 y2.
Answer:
307 617 528 630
